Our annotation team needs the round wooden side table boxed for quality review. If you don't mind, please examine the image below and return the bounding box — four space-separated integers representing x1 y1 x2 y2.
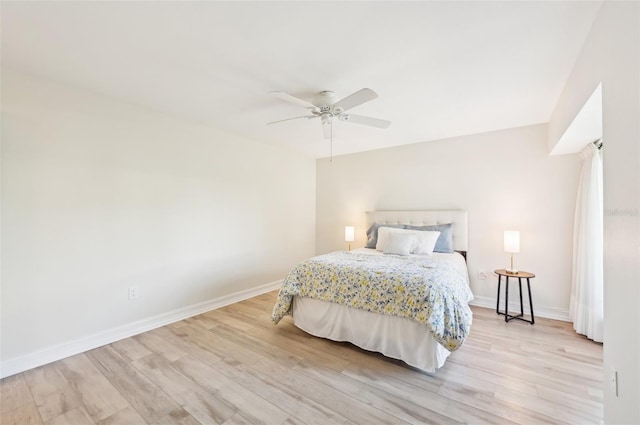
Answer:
494 269 535 324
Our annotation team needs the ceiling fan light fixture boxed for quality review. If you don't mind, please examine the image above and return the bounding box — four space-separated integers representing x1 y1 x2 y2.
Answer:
318 91 335 104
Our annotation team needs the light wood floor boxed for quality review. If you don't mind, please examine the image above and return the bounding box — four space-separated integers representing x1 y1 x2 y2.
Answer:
1 291 603 425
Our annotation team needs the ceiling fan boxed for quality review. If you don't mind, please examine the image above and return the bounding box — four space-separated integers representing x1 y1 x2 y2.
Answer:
267 88 391 140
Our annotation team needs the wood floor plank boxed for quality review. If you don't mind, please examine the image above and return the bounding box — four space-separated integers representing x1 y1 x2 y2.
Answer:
133 331 188 362
87 345 180 423
0 401 43 425
331 360 510 425
210 357 358 425
150 407 202 425
202 308 261 333
221 412 265 425
45 406 94 425
448 344 602 402
295 361 459 425
23 364 68 403
0 373 36 414
56 354 129 422
436 379 561 425
281 417 307 425
170 354 291 425
23 363 84 422
6 290 603 425
437 361 537 397
535 384 603 417
174 313 360 425
208 322 351 373
132 353 236 424
31 383 84 423
183 314 223 331
150 326 224 367
98 406 147 425
250 361 408 425
110 337 153 362
494 385 601 424
208 305 364 370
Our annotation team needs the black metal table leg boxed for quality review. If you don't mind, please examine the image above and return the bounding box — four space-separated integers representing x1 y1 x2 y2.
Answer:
496 275 502 314
504 275 527 323
505 276 509 322
518 277 524 317
527 277 535 324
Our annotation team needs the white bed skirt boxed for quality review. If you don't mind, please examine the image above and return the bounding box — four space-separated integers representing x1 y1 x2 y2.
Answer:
292 295 451 373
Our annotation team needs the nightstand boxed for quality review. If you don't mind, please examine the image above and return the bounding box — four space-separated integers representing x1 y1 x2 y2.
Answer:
494 269 535 324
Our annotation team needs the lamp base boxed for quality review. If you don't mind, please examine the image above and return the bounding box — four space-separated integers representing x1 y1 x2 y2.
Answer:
506 268 519 275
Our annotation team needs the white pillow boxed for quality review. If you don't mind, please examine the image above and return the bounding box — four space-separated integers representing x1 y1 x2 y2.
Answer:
376 226 402 251
412 230 441 255
376 227 441 255
383 232 415 256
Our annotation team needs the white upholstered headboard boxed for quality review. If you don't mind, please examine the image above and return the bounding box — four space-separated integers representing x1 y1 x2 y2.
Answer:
365 210 468 252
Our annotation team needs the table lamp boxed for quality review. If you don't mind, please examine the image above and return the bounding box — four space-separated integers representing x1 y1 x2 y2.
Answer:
345 226 355 251
504 230 520 274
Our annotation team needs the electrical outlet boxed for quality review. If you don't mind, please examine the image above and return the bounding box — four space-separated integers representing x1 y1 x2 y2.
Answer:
128 286 139 300
478 269 489 280
610 367 618 396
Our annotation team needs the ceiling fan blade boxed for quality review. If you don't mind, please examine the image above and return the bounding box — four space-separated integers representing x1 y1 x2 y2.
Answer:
267 115 316 125
339 114 390 129
322 121 332 139
332 88 378 112
270 91 318 110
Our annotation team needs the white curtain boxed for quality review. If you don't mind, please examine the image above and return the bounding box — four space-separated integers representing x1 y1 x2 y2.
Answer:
570 142 604 342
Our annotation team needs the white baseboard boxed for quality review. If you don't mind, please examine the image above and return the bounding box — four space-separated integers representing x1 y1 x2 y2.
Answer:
469 295 570 322
0 280 283 379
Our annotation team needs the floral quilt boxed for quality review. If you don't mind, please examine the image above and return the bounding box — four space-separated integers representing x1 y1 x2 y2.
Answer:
272 251 473 351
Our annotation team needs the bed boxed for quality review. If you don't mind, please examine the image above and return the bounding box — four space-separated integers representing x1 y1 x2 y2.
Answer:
272 210 472 373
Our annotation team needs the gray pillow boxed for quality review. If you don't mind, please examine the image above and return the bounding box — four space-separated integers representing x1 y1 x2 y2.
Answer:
404 223 454 253
365 223 406 248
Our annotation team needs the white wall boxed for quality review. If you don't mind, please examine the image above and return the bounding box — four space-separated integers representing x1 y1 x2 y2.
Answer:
548 2 640 423
316 123 581 318
1 71 316 375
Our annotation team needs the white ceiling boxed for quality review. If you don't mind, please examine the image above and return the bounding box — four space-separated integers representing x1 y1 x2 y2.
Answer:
1 1 601 158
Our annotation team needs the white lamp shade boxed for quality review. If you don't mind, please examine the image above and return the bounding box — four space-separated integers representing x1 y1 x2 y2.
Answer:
344 226 355 242
504 231 520 253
